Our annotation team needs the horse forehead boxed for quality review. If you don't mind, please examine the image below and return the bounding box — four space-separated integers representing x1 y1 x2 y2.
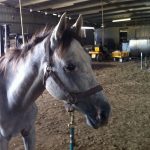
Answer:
69 39 82 51
67 39 85 58
70 39 91 63
54 39 89 63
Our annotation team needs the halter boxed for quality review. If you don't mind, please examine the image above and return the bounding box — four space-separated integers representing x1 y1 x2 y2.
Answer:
43 38 103 106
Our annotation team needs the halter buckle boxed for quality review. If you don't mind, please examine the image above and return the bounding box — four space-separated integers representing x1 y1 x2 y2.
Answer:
66 93 78 105
43 66 53 86
46 66 53 73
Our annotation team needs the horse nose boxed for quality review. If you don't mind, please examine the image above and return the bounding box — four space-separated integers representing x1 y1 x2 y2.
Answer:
86 101 110 129
96 101 111 126
99 109 110 126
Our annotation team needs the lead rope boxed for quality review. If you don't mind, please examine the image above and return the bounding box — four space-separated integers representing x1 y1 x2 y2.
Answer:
68 110 75 150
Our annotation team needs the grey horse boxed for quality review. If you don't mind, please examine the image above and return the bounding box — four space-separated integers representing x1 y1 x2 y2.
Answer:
0 13 110 150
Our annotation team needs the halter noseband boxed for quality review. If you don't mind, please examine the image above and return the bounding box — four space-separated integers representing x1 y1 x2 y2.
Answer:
43 38 103 105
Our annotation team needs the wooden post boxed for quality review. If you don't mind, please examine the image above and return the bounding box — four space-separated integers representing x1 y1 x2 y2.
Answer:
0 25 4 56
141 52 143 70
101 0 104 47
19 0 25 45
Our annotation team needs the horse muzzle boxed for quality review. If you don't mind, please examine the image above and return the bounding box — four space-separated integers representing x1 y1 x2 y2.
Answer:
86 102 111 129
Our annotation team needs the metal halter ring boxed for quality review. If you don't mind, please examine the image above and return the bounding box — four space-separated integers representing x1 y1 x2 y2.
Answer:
46 66 53 73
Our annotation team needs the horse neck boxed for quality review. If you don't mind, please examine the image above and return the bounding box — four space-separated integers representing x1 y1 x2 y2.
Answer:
6 39 47 111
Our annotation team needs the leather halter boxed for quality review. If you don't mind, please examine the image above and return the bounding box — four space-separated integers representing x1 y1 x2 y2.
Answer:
43 38 103 105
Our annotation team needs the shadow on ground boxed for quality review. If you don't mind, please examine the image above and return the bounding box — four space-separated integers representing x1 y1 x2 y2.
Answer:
92 62 116 70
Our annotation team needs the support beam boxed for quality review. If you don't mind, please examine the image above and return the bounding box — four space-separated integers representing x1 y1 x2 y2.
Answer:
0 0 6 2
69 9 100 16
17 0 49 7
33 0 89 11
42 2 105 13
69 4 150 16
0 25 4 57
19 0 25 45
44 0 144 13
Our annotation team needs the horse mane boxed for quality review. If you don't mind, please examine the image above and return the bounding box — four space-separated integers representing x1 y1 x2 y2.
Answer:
0 26 82 73
0 27 52 72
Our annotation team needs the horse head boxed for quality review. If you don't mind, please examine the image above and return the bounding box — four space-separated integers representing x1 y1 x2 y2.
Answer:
44 13 111 129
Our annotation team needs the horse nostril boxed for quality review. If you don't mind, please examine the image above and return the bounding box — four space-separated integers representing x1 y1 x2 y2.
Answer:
101 110 107 119
95 108 101 120
99 110 109 125
100 102 111 120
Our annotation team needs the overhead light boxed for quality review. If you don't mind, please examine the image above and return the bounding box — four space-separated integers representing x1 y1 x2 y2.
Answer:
112 18 131 22
58 14 61 17
45 12 48 15
81 26 95 30
53 13 57 16
30 9 33 12
37 10 41 13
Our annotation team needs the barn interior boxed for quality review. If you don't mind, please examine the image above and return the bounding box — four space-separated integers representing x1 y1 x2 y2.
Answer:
0 0 150 58
0 0 150 150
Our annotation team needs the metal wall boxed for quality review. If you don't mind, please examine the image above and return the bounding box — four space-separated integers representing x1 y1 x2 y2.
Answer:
0 4 58 34
128 26 150 39
96 25 150 49
95 27 119 49
129 39 150 56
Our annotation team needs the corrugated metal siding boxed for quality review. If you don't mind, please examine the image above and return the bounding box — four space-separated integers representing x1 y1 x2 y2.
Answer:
96 25 150 48
128 26 150 39
95 28 119 48
135 27 150 39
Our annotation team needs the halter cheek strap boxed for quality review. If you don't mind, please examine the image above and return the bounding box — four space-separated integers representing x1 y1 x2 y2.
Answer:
43 38 103 105
43 65 103 104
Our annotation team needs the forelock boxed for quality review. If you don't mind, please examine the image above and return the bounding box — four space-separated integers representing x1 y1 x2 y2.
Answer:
56 28 82 57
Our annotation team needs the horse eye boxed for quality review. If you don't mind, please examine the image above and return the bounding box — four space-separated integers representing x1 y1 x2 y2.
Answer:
65 63 76 72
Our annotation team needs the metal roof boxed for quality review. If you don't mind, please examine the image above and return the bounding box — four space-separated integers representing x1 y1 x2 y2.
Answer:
1 0 150 28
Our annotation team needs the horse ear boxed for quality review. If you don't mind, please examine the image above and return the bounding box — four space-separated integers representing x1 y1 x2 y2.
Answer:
51 13 67 41
72 14 83 37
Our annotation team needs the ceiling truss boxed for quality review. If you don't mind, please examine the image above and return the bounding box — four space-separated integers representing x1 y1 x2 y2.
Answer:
1 0 150 28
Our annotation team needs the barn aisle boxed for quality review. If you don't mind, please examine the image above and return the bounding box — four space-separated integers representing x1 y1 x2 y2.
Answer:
10 61 150 150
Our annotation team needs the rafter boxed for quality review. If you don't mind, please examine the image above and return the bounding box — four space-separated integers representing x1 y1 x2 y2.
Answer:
0 0 6 2
1 0 150 27
33 0 89 11
44 0 143 13
69 4 150 16
16 0 49 7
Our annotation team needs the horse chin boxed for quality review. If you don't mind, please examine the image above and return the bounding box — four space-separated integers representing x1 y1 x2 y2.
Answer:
85 115 108 129
85 115 99 129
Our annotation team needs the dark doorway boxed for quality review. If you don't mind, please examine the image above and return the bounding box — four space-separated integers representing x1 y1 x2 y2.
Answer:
119 29 128 50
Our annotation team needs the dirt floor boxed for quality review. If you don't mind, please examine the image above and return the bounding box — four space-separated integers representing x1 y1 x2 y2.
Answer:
10 61 150 150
